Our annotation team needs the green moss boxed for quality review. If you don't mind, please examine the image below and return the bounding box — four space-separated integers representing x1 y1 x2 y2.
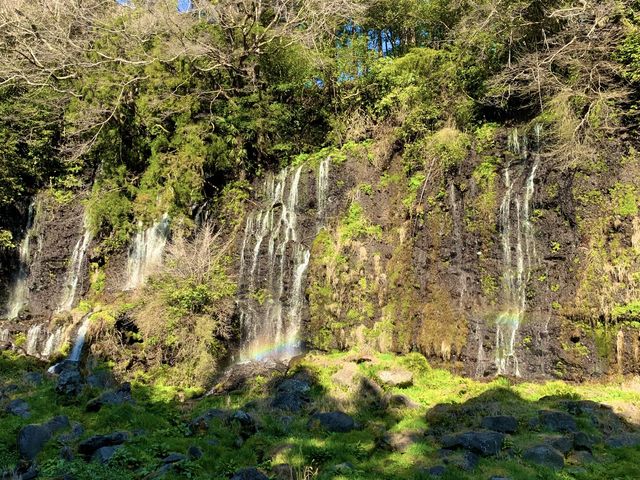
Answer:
610 182 639 217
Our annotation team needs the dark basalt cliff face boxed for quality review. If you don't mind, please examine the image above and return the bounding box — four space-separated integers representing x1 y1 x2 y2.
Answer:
2 125 640 382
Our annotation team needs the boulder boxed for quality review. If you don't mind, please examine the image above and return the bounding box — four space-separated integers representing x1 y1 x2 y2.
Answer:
189 408 227 434
18 425 52 461
538 410 577 433
92 446 121 464
605 433 640 448
426 465 446 476
276 379 310 395
230 467 269 480
86 383 133 412
271 391 309 412
23 372 43 386
440 449 479 471
78 432 129 457
228 410 257 438
377 369 413 388
162 453 186 464
308 411 357 433
549 436 573 455
6 399 30 418
187 446 203 460
18 416 70 461
56 367 83 397
573 432 595 452
441 431 505 456
522 445 565 470
385 394 419 409
569 450 595 464
331 364 360 388
481 416 517 434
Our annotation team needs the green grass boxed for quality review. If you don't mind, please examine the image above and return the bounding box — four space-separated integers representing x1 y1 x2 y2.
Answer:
1 350 639 479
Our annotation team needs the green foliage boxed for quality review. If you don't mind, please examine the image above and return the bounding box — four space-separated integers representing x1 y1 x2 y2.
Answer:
339 203 383 242
610 182 639 217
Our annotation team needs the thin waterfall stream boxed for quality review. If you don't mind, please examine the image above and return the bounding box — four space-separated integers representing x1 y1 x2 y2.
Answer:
57 215 93 312
495 126 541 376
236 160 329 361
124 213 171 290
5 201 37 319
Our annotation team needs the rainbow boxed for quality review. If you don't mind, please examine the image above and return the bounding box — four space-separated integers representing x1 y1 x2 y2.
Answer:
238 338 303 363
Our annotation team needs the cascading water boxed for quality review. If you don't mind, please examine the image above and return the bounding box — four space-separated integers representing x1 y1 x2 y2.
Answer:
57 216 93 312
124 214 170 290
317 157 330 222
0 329 9 342
25 324 42 356
495 127 541 376
237 160 329 361
42 328 64 358
69 314 91 362
5 202 37 319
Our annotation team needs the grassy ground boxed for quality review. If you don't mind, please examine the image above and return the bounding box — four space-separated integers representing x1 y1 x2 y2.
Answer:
1 350 639 480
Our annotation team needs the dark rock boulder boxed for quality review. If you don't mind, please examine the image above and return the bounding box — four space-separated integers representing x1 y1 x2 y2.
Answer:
481 416 517 434
187 446 203 460
441 450 479 471
92 446 121 464
425 465 446 476
228 410 257 438
23 372 42 386
538 410 577 433
570 450 595 464
276 379 310 395
78 432 129 457
56 367 83 397
441 431 505 456
6 399 30 418
308 412 357 433
189 408 227 434
522 445 565 470
162 453 186 464
230 467 269 480
573 432 595 452
550 436 573 455
18 425 52 461
605 433 640 448
18 416 70 461
271 391 309 412
86 383 133 412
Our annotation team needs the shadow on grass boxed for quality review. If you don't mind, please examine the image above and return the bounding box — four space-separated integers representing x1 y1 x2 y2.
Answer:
1 350 640 480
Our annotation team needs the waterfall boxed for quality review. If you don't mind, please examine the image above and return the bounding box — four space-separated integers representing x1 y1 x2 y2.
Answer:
124 213 170 290
57 217 93 312
42 328 64 358
5 202 36 319
69 314 91 362
0 329 9 342
317 157 330 221
25 324 42 356
495 126 541 376
449 183 467 302
237 161 328 361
